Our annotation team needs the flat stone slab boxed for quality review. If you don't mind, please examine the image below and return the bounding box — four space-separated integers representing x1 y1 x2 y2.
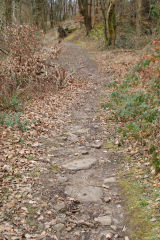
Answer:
68 133 79 142
91 141 102 149
94 215 112 226
104 177 117 183
65 185 102 202
53 223 64 232
69 125 89 134
53 203 65 211
62 157 97 171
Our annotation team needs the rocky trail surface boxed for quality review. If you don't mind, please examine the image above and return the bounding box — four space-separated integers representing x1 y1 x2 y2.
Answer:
34 42 129 240
1 41 130 240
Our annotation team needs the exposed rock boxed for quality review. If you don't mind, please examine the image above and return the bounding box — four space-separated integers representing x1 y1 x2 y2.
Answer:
61 136 68 141
65 185 103 202
113 218 119 225
38 222 45 230
62 157 97 171
104 177 117 183
53 223 65 232
53 203 65 211
102 184 110 189
150 217 156 222
94 215 112 226
66 226 72 232
68 134 79 142
114 234 119 238
100 231 113 239
80 149 89 155
111 225 117 231
2 165 12 172
91 141 102 149
57 175 68 183
104 197 111 203
69 125 89 135
56 214 66 223
105 233 113 239
117 204 122 208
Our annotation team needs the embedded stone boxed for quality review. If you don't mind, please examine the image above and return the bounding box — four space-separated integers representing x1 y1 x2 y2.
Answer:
65 185 102 202
53 223 64 232
53 203 65 211
104 177 117 183
62 157 97 171
94 215 112 226
91 141 102 149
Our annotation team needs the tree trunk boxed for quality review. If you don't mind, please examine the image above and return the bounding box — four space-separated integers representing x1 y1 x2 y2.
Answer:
107 0 116 47
78 0 92 35
136 0 142 47
13 0 21 24
50 0 54 28
84 15 92 34
5 0 13 25
100 0 116 47
35 0 47 33
100 0 108 47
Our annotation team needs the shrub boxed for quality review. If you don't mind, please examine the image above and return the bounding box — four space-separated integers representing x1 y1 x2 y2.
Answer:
0 24 69 110
0 112 28 131
106 40 160 173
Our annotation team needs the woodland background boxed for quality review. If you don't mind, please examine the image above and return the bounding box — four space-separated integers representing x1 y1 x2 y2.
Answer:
0 0 160 174
0 0 160 47
0 1 160 173
0 1 160 239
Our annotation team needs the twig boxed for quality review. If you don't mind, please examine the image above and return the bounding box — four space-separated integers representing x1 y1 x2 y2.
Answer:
0 47 8 55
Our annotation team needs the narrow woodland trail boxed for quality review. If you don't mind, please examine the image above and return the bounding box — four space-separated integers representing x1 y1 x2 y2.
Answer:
32 42 129 240
1 41 130 240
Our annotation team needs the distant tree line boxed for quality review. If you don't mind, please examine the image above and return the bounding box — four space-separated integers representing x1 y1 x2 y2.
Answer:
77 0 160 46
0 0 79 32
0 0 159 46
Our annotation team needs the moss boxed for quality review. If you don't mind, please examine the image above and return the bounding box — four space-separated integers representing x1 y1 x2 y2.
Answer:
125 154 133 162
90 23 104 41
29 168 40 177
27 205 39 215
51 164 59 172
104 141 118 152
27 219 39 231
75 40 87 47
98 95 105 102
120 166 160 240
27 155 34 161
65 30 78 41
43 140 55 147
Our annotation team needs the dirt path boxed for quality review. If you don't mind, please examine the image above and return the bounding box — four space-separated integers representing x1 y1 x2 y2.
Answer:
30 42 129 240
1 41 130 240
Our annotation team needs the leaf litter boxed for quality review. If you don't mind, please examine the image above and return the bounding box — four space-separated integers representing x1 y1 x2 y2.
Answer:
0 40 89 239
0 35 160 239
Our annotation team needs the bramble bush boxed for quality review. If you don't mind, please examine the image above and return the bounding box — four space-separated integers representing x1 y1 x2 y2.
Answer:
0 24 69 111
106 40 160 173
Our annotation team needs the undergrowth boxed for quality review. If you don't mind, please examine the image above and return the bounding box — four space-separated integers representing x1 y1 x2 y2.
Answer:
90 20 160 49
105 40 160 173
120 167 160 240
0 112 28 131
90 23 107 49
0 24 70 112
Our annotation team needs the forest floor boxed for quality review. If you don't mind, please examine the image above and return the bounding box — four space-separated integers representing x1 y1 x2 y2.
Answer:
0 32 160 240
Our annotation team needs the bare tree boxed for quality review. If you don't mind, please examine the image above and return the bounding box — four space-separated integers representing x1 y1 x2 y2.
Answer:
34 0 48 33
13 0 22 24
78 0 92 35
100 0 116 47
136 0 142 47
5 0 13 25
